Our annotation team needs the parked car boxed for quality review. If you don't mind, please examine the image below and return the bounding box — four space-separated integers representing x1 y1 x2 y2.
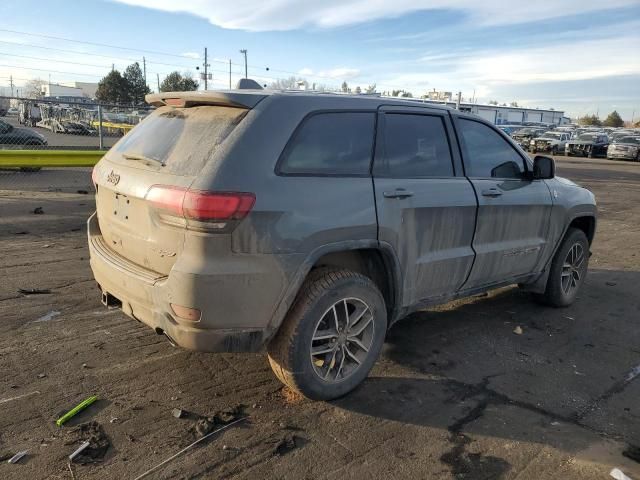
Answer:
6 107 18 116
607 136 640 161
529 131 570 155
512 128 546 150
0 119 47 146
58 120 97 135
565 133 609 158
89 90 597 400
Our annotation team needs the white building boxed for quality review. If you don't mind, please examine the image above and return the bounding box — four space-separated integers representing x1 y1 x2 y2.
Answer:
40 82 98 99
418 99 566 125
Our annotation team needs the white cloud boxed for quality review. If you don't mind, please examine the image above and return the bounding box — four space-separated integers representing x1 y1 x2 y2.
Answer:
298 67 314 76
111 0 638 31
181 52 200 59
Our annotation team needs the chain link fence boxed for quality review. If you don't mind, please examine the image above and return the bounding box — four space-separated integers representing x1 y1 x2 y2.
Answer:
0 96 152 192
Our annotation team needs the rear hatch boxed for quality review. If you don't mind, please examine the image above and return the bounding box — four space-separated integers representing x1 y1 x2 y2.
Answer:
94 103 249 275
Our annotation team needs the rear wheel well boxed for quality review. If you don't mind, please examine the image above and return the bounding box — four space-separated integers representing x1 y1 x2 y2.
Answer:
568 216 595 245
311 249 395 319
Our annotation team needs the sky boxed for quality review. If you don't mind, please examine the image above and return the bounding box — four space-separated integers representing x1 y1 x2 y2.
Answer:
0 0 639 120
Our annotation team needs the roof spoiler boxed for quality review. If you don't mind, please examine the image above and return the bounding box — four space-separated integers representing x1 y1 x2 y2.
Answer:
146 90 267 109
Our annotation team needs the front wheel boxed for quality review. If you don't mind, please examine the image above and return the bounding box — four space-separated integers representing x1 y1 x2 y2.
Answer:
536 228 589 307
268 268 387 400
551 146 558 155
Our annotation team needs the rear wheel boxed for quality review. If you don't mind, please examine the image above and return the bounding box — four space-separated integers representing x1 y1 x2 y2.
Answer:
268 268 387 400
537 228 589 307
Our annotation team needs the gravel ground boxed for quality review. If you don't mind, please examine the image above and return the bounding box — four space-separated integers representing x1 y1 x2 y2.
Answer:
0 157 639 480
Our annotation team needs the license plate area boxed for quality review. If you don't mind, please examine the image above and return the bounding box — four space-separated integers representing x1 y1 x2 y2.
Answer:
113 192 130 221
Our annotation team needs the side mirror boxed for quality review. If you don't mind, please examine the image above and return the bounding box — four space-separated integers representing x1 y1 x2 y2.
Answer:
533 155 555 179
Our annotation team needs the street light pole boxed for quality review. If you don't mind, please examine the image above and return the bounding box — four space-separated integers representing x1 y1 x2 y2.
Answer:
239 49 248 78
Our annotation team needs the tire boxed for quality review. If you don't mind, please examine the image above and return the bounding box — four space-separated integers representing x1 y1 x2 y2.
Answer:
537 228 589 307
551 146 558 155
267 267 387 400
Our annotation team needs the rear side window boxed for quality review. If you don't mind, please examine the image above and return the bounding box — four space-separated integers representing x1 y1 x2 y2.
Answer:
113 105 247 175
375 113 454 177
457 119 525 179
279 112 375 175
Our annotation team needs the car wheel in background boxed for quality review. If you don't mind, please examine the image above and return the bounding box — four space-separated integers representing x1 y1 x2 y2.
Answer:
267 267 387 400
536 228 589 307
552 146 558 155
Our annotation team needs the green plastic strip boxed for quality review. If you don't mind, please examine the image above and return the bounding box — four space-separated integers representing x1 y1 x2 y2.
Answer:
56 395 98 427
0 150 104 167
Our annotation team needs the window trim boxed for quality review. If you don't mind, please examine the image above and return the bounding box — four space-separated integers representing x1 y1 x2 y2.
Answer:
455 116 531 180
274 109 378 178
373 111 457 179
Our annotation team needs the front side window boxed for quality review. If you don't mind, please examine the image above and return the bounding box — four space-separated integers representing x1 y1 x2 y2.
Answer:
279 112 375 175
458 119 526 179
375 113 454 177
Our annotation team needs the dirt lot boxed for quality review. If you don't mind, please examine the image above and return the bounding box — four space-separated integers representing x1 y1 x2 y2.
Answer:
1 157 639 480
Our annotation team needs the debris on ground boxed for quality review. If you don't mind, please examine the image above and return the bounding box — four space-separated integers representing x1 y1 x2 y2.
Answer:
606 281 617 286
64 421 111 464
513 326 523 335
37 373 47 379
18 288 51 295
189 405 245 439
133 418 246 480
622 444 640 463
273 435 306 456
56 395 98 427
33 207 44 214
76 190 89 195
610 467 633 480
172 408 187 419
281 386 305 405
34 310 60 323
7 450 28 464
68 441 90 462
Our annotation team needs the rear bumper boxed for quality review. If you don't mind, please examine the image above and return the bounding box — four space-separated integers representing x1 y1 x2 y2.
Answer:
87 213 285 353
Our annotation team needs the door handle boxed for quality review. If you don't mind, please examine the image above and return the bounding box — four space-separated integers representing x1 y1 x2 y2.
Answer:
383 189 414 199
481 188 503 197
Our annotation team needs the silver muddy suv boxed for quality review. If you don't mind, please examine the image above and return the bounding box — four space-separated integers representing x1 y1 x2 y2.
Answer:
89 90 597 400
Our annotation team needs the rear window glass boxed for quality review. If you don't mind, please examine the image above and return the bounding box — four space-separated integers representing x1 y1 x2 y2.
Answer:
279 112 375 175
113 105 247 175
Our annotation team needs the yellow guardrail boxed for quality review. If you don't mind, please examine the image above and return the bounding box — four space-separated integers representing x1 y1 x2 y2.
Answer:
89 120 134 133
0 150 105 167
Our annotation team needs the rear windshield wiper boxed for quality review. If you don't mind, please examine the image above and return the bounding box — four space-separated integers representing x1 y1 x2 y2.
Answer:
122 153 164 166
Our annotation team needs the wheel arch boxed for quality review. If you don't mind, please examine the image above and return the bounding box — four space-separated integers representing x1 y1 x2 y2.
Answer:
266 241 403 340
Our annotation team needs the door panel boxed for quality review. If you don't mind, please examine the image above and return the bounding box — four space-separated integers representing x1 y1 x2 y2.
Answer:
375 178 477 305
373 108 477 307
463 178 552 287
454 115 553 288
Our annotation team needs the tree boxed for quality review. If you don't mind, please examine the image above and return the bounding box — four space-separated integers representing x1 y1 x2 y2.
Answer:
123 62 150 105
488 100 498 105
354 86 362 94
391 89 412 98
268 76 308 90
341 81 349 93
160 71 199 92
23 78 47 98
579 114 602 126
603 110 624 128
96 70 129 104
510 101 519 107
365 84 377 94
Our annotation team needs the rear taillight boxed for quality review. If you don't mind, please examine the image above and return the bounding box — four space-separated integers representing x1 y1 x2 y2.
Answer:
145 185 255 231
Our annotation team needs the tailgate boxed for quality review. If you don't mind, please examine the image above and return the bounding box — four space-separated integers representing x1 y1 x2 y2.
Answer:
94 158 193 276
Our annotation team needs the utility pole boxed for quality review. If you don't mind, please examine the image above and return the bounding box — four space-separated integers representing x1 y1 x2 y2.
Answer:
9 75 13 97
157 73 160 92
203 47 210 90
239 49 248 78
143 56 147 88
456 91 462 110
229 59 232 89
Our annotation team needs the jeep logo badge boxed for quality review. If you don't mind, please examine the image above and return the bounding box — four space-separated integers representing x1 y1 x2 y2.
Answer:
107 170 121 186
